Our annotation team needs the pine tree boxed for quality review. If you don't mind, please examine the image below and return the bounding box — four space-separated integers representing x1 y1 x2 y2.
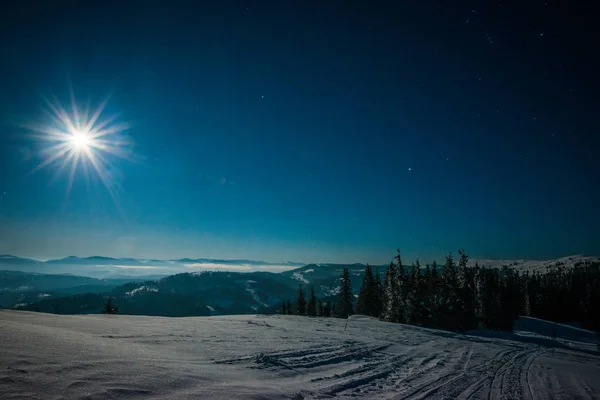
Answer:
373 267 383 318
523 280 531 317
383 262 400 322
286 299 292 315
356 264 376 316
422 263 433 325
318 300 324 317
404 261 421 324
430 260 440 326
279 301 287 315
102 296 119 314
296 284 306 316
457 249 476 330
474 266 486 328
323 302 331 317
338 267 354 318
394 249 407 322
307 285 317 317
440 253 459 330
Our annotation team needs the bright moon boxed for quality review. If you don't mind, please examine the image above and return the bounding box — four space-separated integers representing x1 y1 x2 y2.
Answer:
69 129 92 150
23 93 134 208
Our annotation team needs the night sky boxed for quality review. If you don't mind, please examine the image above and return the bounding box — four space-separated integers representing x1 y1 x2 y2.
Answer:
0 1 598 264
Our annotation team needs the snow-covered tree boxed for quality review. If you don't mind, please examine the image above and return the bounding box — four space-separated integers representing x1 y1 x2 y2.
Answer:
307 285 317 317
356 264 376 317
383 262 400 322
296 284 306 316
337 267 354 318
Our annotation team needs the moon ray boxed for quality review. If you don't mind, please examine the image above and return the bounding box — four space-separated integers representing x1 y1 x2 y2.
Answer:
25 93 133 213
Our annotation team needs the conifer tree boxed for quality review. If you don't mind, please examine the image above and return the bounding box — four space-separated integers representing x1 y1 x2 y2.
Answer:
383 262 400 322
474 266 486 328
440 253 459 329
296 284 306 316
338 267 354 318
307 285 317 317
373 266 383 318
318 299 324 317
404 261 421 324
102 296 119 314
356 264 376 316
394 249 407 322
457 249 476 330
422 263 433 325
286 299 292 315
323 302 331 317
523 280 531 317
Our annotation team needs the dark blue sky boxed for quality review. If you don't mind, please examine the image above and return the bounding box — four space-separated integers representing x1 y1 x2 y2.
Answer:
0 1 598 264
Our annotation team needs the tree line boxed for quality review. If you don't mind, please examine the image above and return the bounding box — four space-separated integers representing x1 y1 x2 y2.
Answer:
283 249 600 336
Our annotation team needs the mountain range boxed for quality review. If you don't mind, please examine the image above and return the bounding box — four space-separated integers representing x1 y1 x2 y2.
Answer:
1 254 598 317
0 254 306 278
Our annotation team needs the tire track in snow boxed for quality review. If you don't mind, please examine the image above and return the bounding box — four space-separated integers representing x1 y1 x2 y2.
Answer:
488 346 540 400
524 347 545 400
394 346 539 400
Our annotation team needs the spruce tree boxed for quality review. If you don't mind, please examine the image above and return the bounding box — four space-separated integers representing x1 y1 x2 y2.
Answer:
410 260 423 323
457 249 476 330
286 299 292 315
422 263 433 325
474 266 487 328
523 280 531 317
373 267 383 318
338 267 354 318
318 300 324 317
307 285 317 317
102 296 119 314
323 302 331 317
383 262 400 322
296 284 306 316
440 253 459 330
394 249 407 322
356 264 376 316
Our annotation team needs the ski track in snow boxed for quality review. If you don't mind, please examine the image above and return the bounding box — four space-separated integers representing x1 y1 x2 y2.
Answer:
1 311 599 399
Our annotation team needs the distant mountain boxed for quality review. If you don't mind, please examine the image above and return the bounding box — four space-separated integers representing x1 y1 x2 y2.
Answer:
470 254 600 273
14 270 296 316
0 271 147 308
0 255 41 264
280 263 380 297
44 256 150 266
13 264 356 316
10 255 600 318
171 258 305 268
0 255 307 278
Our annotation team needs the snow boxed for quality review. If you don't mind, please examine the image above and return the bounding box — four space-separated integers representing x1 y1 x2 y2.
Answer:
321 284 340 297
303 269 314 273
124 286 158 296
1 310 598 399
245 286 268 308
292 271 309 284
207 305 216 312
469 254 600 273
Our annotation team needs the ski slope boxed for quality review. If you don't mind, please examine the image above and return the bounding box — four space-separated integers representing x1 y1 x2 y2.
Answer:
1 310 598 399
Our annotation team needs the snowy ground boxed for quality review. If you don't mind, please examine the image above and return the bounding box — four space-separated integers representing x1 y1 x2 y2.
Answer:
1 310 599 399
